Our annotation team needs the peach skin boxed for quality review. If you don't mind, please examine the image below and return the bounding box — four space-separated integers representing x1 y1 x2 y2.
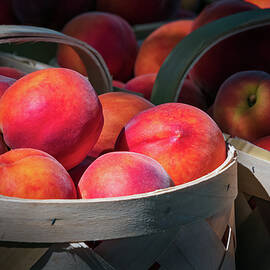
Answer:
78 151 173 199
134 19 193 76
115 103 226 186
0 68 103 170
0 148 77 199
88 91 154 158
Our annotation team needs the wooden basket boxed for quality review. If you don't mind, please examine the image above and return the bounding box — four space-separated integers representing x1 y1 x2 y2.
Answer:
226 135 270 270
0 25 238 270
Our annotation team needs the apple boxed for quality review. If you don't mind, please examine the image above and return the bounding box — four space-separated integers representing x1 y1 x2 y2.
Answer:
115 103 226 186
88 91 154 158
0 148 77 199
0 67 103 170
57 12 138 82
78 151 173 199
213 70 270 141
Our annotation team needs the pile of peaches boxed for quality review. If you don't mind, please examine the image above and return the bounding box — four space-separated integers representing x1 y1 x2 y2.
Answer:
0 0 270 200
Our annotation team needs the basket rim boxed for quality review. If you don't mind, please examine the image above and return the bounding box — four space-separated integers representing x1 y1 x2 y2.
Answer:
0 145 236 204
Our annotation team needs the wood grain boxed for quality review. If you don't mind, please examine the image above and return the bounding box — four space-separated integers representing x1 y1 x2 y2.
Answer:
0 146 237 243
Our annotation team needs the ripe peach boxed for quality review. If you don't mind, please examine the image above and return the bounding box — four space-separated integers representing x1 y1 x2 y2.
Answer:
245 0 270 9
134 19 193 76
189 0 260 101
0 67 25 79
115 103 226 186
78 151 173 199
125 73 208 110
0 68 103 170
252 136 270 151
213 70 270 141
88 92 154 158
96 0 179 25
0 75 16 98
57 12 138 82
125 73 157 100
112 80 125 89
0 148 77 199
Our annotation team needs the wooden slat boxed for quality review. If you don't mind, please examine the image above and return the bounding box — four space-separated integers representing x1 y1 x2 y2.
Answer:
0 146 237 243
31 243 116 270
94 227 179 270
0 243 49 270
236 208 270 270
227 136 270 200
157 220 229 270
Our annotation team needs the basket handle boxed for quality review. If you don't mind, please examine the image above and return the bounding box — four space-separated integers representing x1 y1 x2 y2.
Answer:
0 25 112 94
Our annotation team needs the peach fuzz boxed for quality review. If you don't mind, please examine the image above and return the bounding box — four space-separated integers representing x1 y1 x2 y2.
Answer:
88 92 154 158
78 151 173 199
0 148 77 199
0 68 103 170
57 12 138 82
134 19 193 76
0 66 25 79
115 103 226 186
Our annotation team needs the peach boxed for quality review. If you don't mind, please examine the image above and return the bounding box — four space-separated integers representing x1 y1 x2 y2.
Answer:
0 68 103 170
189 0 261 101
0 67 25 79
213 70 270 141
115 103 226 186
88 92 154 158
134 19 193 76
0 148 77 199
57 12 138 82
125 73 157 100
245 0 270 9
252 136 270 151
78 151 173 199
124 73 208 110
68 156 95 187
96 0 179 25
177 78 208 111
112 80 125 89
0 75 16 98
